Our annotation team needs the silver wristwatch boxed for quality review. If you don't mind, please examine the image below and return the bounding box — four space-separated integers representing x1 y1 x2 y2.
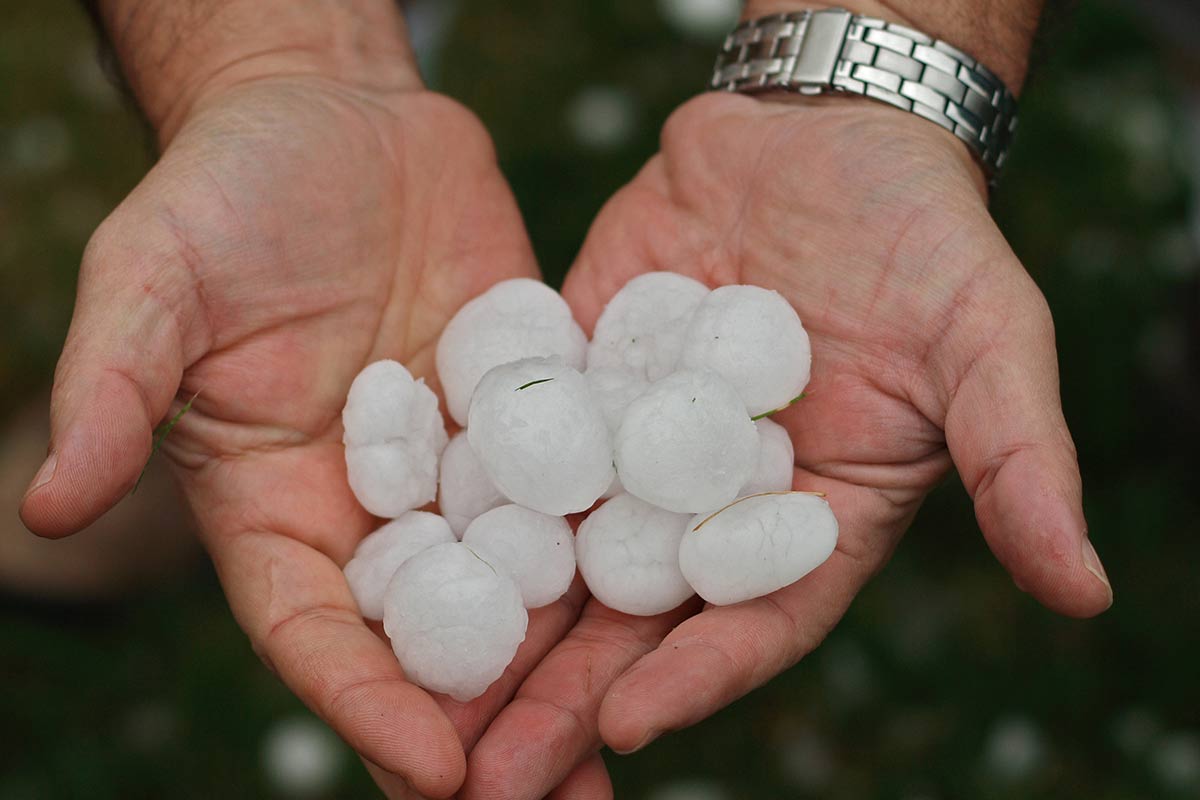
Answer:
710 8 1018 177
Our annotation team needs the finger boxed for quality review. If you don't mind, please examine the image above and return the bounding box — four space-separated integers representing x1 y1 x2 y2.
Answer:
19 210 208 537
546 753 613 800
460 598 698 800
212 528 466 799
597 475 898 753
939 275 1112 617
361 756 427 799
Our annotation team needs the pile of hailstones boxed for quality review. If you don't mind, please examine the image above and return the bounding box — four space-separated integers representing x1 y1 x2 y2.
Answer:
342 274 838 702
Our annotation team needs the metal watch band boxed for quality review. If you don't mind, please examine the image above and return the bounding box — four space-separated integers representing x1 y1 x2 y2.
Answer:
710 8 1018 176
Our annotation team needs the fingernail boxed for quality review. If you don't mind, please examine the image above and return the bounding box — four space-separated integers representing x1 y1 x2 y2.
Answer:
613 729 660 755
1081 536 1113 605
25 451 57 496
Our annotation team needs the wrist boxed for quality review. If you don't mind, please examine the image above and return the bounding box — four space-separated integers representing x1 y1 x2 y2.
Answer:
741 0 1041 92
94 0 422 145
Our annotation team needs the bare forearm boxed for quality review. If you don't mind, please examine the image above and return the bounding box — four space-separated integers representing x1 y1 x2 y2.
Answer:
86 0 420 142
742 0 1043 91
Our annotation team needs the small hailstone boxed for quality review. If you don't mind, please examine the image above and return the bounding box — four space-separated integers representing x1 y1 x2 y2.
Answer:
614 369 759 513
438 432 508 537
461 504 576 608
679 492 838 606
436 278 587 425
383 542 527 702
343 511 456 620
468 357 614 515
680 285 811 416
741 418 795 495
587 272 710 382
575 493 695 616
342 360 447 518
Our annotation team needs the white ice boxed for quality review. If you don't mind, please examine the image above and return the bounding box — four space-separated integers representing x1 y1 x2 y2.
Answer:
343 511 456 620
461 504 576 609
438 431 508 537
740 417 795 495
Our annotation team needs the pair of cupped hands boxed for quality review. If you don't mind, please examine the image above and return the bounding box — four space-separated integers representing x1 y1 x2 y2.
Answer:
20 36 1112 800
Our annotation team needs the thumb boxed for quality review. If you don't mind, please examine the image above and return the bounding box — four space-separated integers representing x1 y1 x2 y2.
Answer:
941 274 1112 618
20 211 207 537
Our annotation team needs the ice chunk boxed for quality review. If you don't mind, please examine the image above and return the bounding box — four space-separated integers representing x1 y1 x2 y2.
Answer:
461 504 576 608
679 492 838 605
468 357 614 515
343 511 456 620
382 542 527 702
587 272 709 382
741 418 795 495
575 493 695 616
438 432 508 537
680 285 811 416
436 278 587 425
614 369 759 513
342 360 447 518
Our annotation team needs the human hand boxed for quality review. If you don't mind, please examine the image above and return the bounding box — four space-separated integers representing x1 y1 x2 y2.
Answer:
459 90 1113 798
18 3 612 796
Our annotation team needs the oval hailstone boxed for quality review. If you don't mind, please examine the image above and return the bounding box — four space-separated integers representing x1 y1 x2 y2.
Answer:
575 493 695 616
383 542 527 702
615 369 759 513
587 272 710 382
342 360 447 518
741 418 795 495
438 432 508 537
461 504 576 608
468 357 614 515
680 285 811 416
436 278 587 425
679 492 838 606
343 511 456 620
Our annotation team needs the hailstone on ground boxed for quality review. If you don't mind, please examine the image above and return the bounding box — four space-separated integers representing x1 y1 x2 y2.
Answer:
343 511 456 620
468 357 614 515
679 492 838 606
741 418 795 495
587 271 710 382
680 285 811 416
438 432 508 537
382 542 527 701
436 278 588 425
342 360 447 518
575 493 695 616
461 504 575 609
614 369 759 513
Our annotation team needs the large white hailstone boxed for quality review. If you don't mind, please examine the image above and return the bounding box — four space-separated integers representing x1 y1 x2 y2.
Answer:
680 285 811 416
587 272 710 382
741 418 795 495
679 492 838 606
438 432 508 537
575 493 695 616
585 366 649 433
615 369 759 513
382 542 527 702
436 278 587 425
461 504 576 609
342 360 447 518
343 511 456 620
468 357 614 515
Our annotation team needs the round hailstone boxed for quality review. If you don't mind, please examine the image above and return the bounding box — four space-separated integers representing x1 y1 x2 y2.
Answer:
438 432 508 537
436 278 587 425
587 272 710 382
585 366 649 434
741 418 795 495
575 493 695 616
461 504 576 609
615 369 759 513
679 492 838 606
343 511 456 620
680 285 811 416
342 360 447 518
383 542 527 702
468 357 614 515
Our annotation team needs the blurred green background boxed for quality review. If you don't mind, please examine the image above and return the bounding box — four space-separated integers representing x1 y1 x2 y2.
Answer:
2 0 1198 798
